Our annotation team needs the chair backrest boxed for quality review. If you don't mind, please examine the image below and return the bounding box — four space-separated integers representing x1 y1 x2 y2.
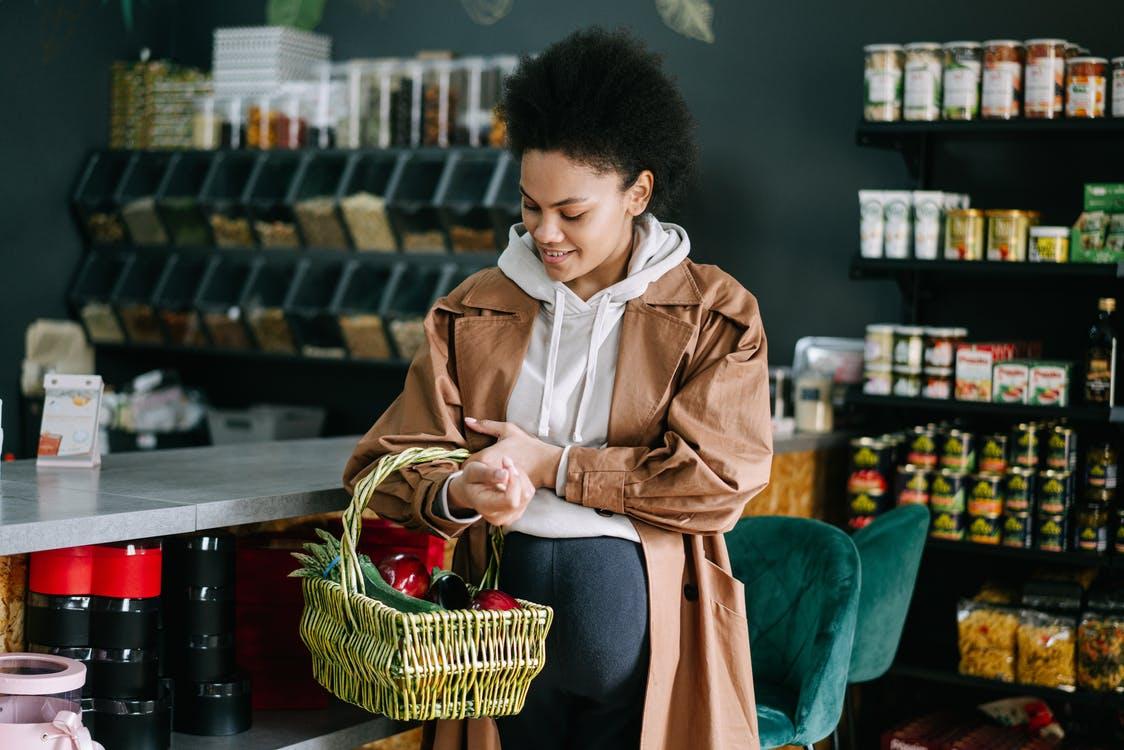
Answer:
726 515 861 747
847 503 929 683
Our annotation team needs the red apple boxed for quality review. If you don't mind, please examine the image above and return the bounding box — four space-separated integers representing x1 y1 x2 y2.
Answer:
377 554 430 598
472 589 521 611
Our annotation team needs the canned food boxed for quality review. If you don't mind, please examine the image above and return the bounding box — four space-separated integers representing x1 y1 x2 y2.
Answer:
907 427 939 468
967 513 1002 545
922 369 954 400
1003 467 1036 513
893 326 925 371
1029 226 1070 263
941 429 976 472
1010 423 1040 469
1045 426 1077 472
931 469 967 513
896 465 931 506
986 210 1040 262
864 324 895 368
848 438 892 529
879 432 907 467
1085 441 1118 489
863 367 892 396
930 509 966 541
1086 487 1114 505
923 327 967 369
979 433 1009 473
1037 470 1073 515
945 209 986 261
1001 513 1034 548
893 371 923 398
1036 513 1069 552
967 473 1004 516
1075 503 1110 553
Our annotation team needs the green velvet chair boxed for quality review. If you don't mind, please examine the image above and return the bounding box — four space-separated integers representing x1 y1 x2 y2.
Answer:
837 503 930 749
726 516 861 750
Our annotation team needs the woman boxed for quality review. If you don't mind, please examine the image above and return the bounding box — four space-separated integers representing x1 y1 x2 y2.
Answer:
344 28 773 750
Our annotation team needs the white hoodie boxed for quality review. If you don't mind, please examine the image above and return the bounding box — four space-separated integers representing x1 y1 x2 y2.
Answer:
440 213 692 541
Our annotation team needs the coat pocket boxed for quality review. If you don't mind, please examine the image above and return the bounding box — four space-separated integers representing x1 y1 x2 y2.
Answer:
696 557 758 743
700 557 747 620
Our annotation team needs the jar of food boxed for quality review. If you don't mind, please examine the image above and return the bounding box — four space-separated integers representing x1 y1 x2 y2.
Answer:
986 210 1040 262
924 327 967 369
1066 57 1108 118
1025 39 1067 118
1029 226 1070 262
982 40 1025 119
863 367 892 396
893 371 923 398
1075 503 1110 553
904 42 943 121
1113 57 1124 118
865 324 895 369
864 44 905 122
945 209 986 260
1086 441 1118 489
923 368 954 400
942 42 982 120
193 96 221 150
893 325 925 372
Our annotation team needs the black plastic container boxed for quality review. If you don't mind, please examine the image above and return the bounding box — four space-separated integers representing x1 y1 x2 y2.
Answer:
89 648 160 699
173 673 252 736
436 149 503 253
155 151 215 247
82 696 97 736
385 150 451 253
337 150 404 252
241 258 300 354
92 681 172 750
243 151 303 248
70 252 132 344
164 533 236 588
90 596 160 649
153 254 214 347
115 152 175 246
285 259 349 358
289 151 352 249
195 257 255 350
113 253 173 345
332 261 399 360
384 262 453 360
30 644 94 698
167 633 237 684
200 151 260 248
26 593 91 647
182 587 235 635
73 151 134 245
483 151 521 243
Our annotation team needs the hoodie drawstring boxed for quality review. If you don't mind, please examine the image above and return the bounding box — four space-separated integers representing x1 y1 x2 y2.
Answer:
536 287 567 438
571 294 612 443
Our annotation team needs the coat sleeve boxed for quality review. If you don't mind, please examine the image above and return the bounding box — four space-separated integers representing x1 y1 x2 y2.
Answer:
341 300 477 541
561 296 773 535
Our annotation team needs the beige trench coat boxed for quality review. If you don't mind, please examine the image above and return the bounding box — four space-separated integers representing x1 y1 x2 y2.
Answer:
343 259 773 750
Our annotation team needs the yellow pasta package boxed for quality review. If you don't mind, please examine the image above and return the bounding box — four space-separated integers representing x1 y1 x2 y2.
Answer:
957 599 1018 682
1017 609 1076 689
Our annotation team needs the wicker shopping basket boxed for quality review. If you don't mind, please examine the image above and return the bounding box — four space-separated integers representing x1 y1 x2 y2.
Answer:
291 447 553 721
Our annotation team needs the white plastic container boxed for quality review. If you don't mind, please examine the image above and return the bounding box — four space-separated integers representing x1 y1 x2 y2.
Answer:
206 404 326 444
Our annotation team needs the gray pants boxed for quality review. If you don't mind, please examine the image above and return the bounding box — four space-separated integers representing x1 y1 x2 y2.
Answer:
494 532 650 750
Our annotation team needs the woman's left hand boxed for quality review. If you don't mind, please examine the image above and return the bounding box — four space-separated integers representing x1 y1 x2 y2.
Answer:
465 417 564 490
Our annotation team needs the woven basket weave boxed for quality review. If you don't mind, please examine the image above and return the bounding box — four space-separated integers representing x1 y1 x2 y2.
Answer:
296 447 553 720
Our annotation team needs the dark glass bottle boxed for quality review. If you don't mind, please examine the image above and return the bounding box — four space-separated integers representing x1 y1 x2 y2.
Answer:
1085 297 1117 404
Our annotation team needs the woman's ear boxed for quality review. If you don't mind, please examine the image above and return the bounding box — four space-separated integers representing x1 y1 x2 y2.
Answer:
626 170 655 216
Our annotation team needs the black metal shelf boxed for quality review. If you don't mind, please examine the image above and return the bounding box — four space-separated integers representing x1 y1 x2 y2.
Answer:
847 391 1124 425
88 242 501 268
925 538 1116 569
850 255 1124 281
94 342 412 368
887 664 1119 708
857 118 1124 145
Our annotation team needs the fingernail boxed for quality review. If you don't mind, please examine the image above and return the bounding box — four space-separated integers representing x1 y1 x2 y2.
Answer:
465 417 477 423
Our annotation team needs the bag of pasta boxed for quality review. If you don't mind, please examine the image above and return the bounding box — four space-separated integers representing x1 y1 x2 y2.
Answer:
1077 606 1124 692
1017 610 1076 689
957 599 1018 682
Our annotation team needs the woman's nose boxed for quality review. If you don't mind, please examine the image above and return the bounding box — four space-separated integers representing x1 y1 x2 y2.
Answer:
532 216 565 244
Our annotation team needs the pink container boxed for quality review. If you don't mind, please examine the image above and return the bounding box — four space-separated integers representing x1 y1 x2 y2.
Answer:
0 653 102 749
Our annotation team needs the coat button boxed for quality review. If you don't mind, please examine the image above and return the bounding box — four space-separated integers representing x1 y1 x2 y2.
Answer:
683 583 699 602
595 508 614 517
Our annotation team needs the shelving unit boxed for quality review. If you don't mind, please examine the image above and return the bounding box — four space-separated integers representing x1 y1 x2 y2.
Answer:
847 390 1124 424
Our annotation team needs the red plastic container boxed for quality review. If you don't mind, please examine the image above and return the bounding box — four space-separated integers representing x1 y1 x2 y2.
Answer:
358 518 446 572
91 541 162 598
30 546 96 595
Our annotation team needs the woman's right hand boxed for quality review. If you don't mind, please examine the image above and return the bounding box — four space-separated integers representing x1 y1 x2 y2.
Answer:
447 456 535 526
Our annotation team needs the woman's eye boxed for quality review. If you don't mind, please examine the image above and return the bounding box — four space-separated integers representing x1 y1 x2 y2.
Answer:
522 203 539 212
562 213 585 222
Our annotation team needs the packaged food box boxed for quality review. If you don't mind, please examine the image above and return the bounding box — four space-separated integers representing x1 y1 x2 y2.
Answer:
1029 361 1072 407
992 360 1030 404
1083 183 1124 212
955 343 1020 402
1072 183 1124 263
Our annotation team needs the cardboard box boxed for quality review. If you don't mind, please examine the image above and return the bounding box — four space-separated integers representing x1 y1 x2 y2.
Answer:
956 343 1019 402
993 360 1030 403
1029 361 1073 407
1073 184 1124 263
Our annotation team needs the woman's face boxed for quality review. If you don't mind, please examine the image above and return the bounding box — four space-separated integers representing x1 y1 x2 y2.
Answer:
519 149 653 286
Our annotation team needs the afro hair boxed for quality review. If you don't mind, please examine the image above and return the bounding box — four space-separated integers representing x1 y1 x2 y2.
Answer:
497 27 698 217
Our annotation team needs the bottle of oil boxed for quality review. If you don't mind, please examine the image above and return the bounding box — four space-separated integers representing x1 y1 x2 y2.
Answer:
1085 297 1117 404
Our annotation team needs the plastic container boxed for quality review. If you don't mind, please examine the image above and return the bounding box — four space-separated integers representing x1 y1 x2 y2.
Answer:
153 254 212 347
71 252 130 344
27 646 93 698
200 151 260 248
90 541 162 598
942 42 982 120
163 534 236 589
457 56 497 146
30 546 96 596
239 259 298 353
385 263 453 359
385 150 451 252
89 648 159 700
1066 56 1108 118
92 692 172 750
1025 39 1067 119
340 58 400 149
116 152 174 245
155 151 214 246
436 150 502 253
218 95 247 149
25 593 90 648
484 151 522 243
338 150 404 252
422 58 463 147
308 62 347 148
73 151 132 244
89 597 161 649
285 260 349 358
193 95 222 149
981 40 1024 119
205 405 326 444
334 262 398 359
243 151 303 248
196 257 255 350
173 674 251 736
903 43 942 121
0 653 85 728
392 60 425 147
863 44 904 121
113 254 173 346
289 151 351 249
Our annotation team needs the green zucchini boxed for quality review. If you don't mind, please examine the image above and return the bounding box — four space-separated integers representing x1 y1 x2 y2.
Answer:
358 554 442 614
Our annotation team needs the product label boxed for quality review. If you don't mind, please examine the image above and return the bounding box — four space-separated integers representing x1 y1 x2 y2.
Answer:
943 63 981 109
904 61 941 114
982 62 1022 115
866 69 901 104
860 193 885 258
1026 58 1065 110
1030 365 1070 406
1114 70 1124 118
884 197 912 258
1066 75 1106 117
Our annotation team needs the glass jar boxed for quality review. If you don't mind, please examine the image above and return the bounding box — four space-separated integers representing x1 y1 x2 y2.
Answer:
218 96 245 149
863 44 904 122
422 59 464 147
1025 39 1067 119
393 60 425 147
488 56 518 147
193 96 221 149
1113 57 1124 118
1066 57 1108 119
904 42 942 121
273 83 310 149
981 40 1024 119
309 62 346 148
459 56 490 146
942 42 982 120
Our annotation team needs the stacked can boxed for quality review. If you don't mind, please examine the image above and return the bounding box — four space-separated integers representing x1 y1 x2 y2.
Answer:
26 546 96 703
163 533 251 736
1076 441 1116 554
847 437 895 530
